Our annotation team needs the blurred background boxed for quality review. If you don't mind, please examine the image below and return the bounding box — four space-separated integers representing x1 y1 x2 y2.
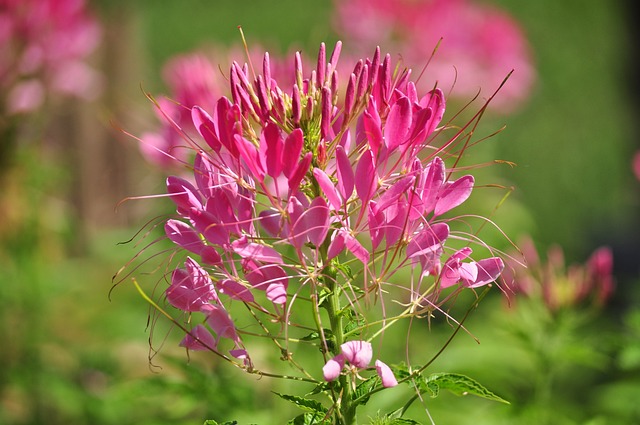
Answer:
1 0 639 424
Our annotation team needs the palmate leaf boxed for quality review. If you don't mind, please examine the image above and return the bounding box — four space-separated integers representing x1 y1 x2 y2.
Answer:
423 373 510 404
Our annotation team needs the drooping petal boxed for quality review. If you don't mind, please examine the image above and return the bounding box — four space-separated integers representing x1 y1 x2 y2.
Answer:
341 340 372 368
166 258 217 311
202 304 238 340
179 324 216 351
266 283 287 305
374 175 415 214
344 231 370 264
375 360 398 388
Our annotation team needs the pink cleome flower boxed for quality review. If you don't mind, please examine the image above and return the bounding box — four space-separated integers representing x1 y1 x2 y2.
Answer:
333 0 535 113
148 41 504 376
0 0 102 115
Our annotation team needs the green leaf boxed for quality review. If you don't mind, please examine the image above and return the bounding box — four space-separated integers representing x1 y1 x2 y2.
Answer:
353 376 378 406
387 419 422 425
306 382 330 396
288 412 331 425
203 421 239 425
273 392 328 414
424 373 509 404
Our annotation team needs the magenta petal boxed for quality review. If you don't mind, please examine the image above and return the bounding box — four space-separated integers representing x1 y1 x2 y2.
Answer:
305 196 330 246
192 106 220 152
384 96 411 151
202 304 237 340
355 149 377 205
375 360 398 388
218 278 254 303
231 238 283 264
336 145 354 200
200 246 222 266
166 258 216 311
374 175 415 214
420 157 446 214
344 232 370 264
323 354 346 382
363 104 383 158
179 324 216 351
467 257 505 288
263 122 284 177
167 176 203 214
313 168 342 209
266 283 287 305
341 340 372 368
406 223 450 259
288 152 312 193
327 230 347 260
434 175 474 217
259 208 284 237
282 128 304 178
165 219 204 255
234 135 265 182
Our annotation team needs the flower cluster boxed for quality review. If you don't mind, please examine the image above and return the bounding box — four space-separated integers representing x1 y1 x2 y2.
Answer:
125 41 510 423
333 0 535 112
0 0 102 115
503 237 614 311
159 40 504 373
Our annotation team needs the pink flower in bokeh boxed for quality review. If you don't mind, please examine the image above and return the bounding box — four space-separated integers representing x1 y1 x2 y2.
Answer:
0 0 102 115
334 0 535 113
503 237 614 311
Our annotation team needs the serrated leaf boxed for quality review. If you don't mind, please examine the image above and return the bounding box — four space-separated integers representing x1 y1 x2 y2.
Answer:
353 376 378 406
425 373 509 404
203 421 239 425
288 412 331 425
306 382 330 396
274 392 328 414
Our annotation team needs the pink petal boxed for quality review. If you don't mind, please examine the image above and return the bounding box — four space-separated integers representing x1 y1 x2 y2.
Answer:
234 135 265 182
327 230 346 260
192 106 220 152
341 340 372 368
202 304 237 340
231 238 283 264
288 152 312 193
263 122 284 177
384 95 411 151
266 283 287 305
282 128 304 178
167 176 203 214
434 175 474 217
165 219 204 255
466 257 505 288
336 145 354 200
313 168 342 209
323 354 346 382
363 103 383 158
218 278 255 303
374 175 415 214
179 324 217 351
419 157 446 216
344 232 370 264
375 360 398 388
355 149 377 205
305 197 330 246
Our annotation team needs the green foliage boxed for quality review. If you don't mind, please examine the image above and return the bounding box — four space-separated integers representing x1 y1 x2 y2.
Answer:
273 392 328 414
